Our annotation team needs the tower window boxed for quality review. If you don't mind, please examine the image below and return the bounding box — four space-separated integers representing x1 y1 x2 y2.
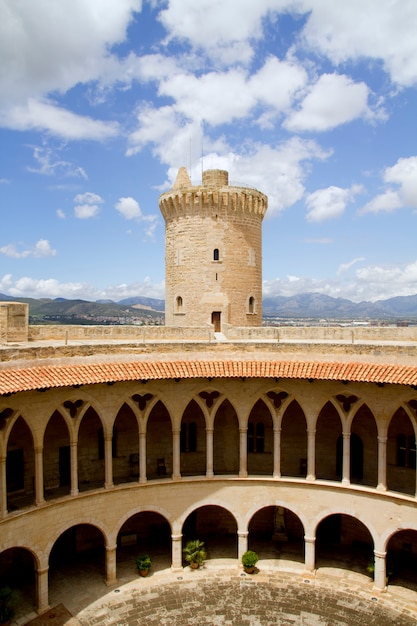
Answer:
248 296 255 314
176 296 183 313
213 248 220 261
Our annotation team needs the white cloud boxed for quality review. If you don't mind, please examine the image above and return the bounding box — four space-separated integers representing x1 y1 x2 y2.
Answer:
56 209 66 219
2 99 119 141
27 144 88 178
337 257 366 275
0 274 165 301
115 197 142 219
73 191 103 219
305 184 362 222
0 239 56 259
360 156 417 214
0 0 142 106
300 0 417 86
284 73 374 132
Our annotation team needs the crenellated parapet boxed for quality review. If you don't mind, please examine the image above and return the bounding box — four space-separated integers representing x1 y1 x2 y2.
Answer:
159 168 268 220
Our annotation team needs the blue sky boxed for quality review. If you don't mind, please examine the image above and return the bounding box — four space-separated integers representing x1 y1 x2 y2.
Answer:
1 0 416 303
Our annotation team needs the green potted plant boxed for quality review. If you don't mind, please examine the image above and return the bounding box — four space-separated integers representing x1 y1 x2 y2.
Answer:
135 553 152 577
183 539 207 569
242 550 259 574
0 586 19 624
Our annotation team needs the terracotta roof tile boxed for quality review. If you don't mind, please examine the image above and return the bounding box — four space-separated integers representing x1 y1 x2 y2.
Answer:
1 359 417 395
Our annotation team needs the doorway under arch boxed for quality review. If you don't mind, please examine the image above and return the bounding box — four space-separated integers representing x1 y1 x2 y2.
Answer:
316 514 373 577
182 505 238 562
248 506 304 564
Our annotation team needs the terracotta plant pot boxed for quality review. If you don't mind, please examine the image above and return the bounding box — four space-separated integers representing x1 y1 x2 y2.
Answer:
139 569 149 577
190 562 199 569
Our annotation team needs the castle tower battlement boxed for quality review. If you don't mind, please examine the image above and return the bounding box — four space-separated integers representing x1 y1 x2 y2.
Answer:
159 167 268 330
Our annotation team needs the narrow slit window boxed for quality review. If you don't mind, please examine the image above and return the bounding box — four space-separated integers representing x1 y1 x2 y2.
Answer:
213 248 220 261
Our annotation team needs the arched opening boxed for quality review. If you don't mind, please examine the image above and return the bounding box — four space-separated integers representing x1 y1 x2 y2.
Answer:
316 514 373 576
48 524 106 611
180 400 206 476
387 529 417 590
0 547 36 620
350 405 377 486
117 512 171 580
176 296 183 313
182 505 238 563
213 248 219 261
147 401 172 479
78 407 105 491
281 400 307 478
44 410 71 499
248 506 304 565
113 403 139 485
6 416 35 510
387 407 416 495
213 400 239 475
316 402 342 481
248 296 255 314
247 400 273 475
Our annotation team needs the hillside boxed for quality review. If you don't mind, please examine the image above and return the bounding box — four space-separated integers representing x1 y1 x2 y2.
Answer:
2 292 417 323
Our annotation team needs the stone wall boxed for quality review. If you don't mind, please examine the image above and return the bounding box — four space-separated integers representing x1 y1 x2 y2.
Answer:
0 302 29 343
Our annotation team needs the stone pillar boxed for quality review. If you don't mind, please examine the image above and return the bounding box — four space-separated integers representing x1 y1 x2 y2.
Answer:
377 436 387 491
0 455 7 517
238 531 249 561
105 545 118 586
139 432 147 483
34 446 45 505
306 430 316 481
342 432 351 485
304 536 316 571
171 534 183 571
36 566 50 615
70 440 79 496
273 427 281 478
373 550 387 590
239 428 248 477
172 429 181 479
206 428 214 477
104 434 114 489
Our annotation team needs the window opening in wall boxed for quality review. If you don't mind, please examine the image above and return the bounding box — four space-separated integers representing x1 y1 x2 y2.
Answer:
181 422 197 452
213 248 219 261
248 296 255 314
176 296 183 313
397 434 416 467
215 273 218 281
248 422 264 453
212 311 221 332
98 427 117 459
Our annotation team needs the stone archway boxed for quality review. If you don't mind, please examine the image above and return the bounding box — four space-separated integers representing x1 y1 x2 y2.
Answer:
316 514 373 577
116 511 171 580
248 505 304 564
387 529 417 590
182 505 238 562
0 547 36 619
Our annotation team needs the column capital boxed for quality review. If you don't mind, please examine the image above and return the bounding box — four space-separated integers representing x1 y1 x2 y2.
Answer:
304 536 316 544
374 550 387 559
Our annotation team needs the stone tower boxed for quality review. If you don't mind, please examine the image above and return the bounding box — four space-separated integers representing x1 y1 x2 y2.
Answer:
159 168 268 330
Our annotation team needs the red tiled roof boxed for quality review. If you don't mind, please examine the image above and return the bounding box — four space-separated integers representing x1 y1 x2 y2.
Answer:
1 359 417 394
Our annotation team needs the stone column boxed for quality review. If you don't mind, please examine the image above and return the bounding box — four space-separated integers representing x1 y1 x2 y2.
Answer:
206 428 214 477
171 534 183 571
342 432 351 484
36 566 50 614
238 531 249 561
239 428 248 477
34 446 45 505
304 536 316 571
105 544 118 586
377 436 387 491
273 427 281 478
0 455 7 517
104 434 114 489
373 550 387 590
306 430 316 481
139 432 147 483
172 429 181 479
70 440 79 496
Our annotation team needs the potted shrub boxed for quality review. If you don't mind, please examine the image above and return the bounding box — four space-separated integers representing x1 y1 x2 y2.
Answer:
135 554 152 577
242 550 259 574
183 539 207 569
0 586 19 624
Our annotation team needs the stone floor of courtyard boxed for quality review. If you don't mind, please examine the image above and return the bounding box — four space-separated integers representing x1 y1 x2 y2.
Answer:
13 552 417 626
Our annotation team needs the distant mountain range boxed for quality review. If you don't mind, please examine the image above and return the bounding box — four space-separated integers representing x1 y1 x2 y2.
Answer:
1 292 417 321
